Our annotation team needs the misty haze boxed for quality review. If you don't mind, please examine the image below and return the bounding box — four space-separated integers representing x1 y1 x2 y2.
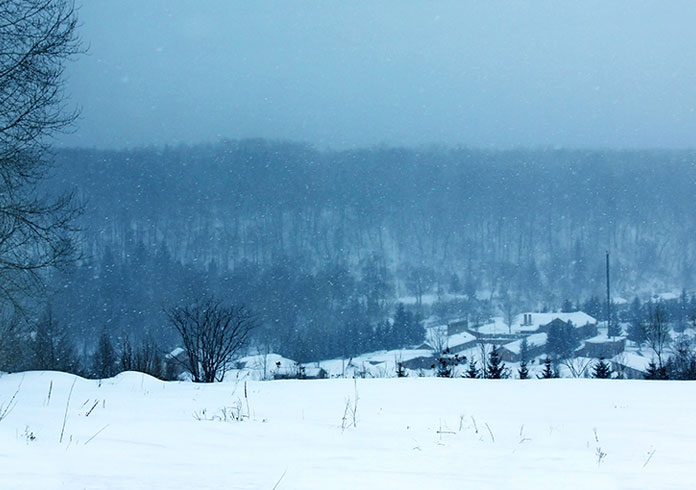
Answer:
1 2 696 489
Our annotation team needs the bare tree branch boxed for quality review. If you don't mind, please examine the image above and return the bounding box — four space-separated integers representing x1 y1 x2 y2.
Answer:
0 1 82 316
166 299 257 383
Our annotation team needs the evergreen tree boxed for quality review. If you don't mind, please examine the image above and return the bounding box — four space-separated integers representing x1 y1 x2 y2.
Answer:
518 359 529 379
627 298 647 345
518 337 530 379
607 305 622 338
591 358 612 379
464 359 480 379
434 348 464 378
561 299 575 313
664 336 696 380
546 320 579 361
582 296 603 320
485 347 509 379
392 303 424 347
92 331 118 378
644 360 669 380
392 303 409 347
538 358 558 379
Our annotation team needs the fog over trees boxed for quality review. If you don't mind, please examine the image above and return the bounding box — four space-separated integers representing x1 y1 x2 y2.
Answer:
30 141 696 362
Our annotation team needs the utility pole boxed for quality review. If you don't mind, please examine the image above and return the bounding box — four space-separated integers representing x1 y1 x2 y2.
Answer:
606 251 611 338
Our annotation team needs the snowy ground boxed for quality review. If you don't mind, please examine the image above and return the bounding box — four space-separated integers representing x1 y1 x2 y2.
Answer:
1 372 694 489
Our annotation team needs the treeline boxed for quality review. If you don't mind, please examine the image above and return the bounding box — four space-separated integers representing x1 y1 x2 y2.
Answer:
29 140 696 361
51 141 696 304
39 240 424 364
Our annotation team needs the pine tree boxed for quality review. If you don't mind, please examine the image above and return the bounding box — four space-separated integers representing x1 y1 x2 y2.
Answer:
561 299 575 313
625 297 646 344
464 359 480 378
518 337 530 379
538 357 558 379
644 359 669 380
591 358 612 379
486 347 509 379
518 359 529 379
433 348 464 378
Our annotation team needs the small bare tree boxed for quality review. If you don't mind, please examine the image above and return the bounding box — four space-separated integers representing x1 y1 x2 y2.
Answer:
645 302 671 369
561 357 594 378
166 299 256 382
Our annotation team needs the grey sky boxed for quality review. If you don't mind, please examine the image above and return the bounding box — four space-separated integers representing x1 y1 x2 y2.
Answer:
61 1 696 150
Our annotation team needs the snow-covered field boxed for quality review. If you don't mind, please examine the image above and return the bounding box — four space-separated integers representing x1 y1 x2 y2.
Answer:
1 372 694 489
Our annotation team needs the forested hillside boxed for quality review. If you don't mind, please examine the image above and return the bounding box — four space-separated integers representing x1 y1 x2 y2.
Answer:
44 141 696 359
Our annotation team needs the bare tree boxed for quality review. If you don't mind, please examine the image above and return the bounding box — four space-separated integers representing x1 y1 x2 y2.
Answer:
499 293 517 334
645 302 671 369
166 299 257 382
561 357 594 378
0 1 82 314
428 324 449 354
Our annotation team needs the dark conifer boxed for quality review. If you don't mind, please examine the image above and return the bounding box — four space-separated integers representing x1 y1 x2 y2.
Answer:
518 360 529 379
464 359 480 379
591 358 612 379
538 357 558 379
486 347 509 379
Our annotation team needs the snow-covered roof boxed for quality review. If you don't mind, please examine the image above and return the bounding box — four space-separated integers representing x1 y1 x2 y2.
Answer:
353 348 434 364
521 311 597 327
302 366 326 377
425 324 447 346
448 330 477 347
317 348 434 377
166 347 185 358
397 293 469 306
475 311 596 335
584 333 626 344
237 353 297 373
611 352 652 372
502 333 548 354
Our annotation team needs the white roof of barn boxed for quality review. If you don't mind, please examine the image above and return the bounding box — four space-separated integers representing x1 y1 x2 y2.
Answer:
447 330 477 348
476 311 596 335
502 333 548 355
611 352 652 372
584 333 627 344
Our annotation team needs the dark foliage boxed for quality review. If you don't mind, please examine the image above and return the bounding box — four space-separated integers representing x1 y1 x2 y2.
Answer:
91 331 118 378
518 360 529 380
538 358 558 379
485 347 510 379
433 348 465 378
464 359 480 379
591 358 612 379
546 321 580 361
644 360 669 380
664 336 696 380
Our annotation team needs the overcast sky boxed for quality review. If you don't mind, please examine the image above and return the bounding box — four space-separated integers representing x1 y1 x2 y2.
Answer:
60 1 696 150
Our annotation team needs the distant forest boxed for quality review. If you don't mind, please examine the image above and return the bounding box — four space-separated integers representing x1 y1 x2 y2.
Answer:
41 141 696 361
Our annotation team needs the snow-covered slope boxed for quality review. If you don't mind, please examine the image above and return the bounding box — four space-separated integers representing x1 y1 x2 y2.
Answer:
1 371 694 489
